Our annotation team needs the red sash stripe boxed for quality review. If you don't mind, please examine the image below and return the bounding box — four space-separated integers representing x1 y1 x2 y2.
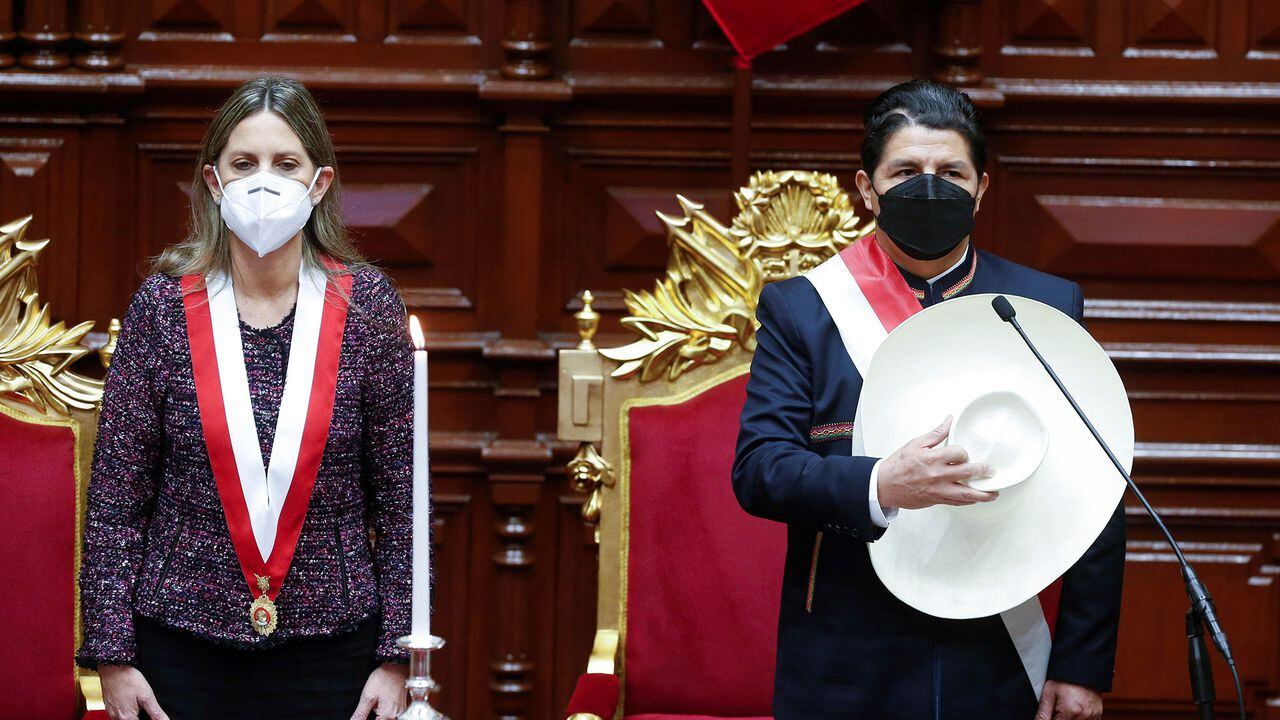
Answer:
838 236 922 333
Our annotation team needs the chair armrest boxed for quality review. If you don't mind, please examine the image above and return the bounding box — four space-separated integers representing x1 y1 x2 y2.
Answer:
565 629 621 719
79 672 109 718
565 672 621 720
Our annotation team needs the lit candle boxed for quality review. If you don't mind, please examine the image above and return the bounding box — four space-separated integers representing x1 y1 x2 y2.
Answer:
408 315 431 640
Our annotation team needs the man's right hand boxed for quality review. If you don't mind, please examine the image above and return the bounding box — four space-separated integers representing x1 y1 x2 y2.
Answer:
876 416 998 511
99 664 169 720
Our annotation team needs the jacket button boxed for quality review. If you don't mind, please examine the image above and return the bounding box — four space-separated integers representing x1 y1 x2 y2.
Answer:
850 529 860 538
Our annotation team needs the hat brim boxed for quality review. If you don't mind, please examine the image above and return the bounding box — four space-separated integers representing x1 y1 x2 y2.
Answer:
862 293 1131 620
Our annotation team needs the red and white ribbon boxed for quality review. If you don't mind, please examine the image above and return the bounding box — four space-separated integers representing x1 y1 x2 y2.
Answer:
182 259 350 603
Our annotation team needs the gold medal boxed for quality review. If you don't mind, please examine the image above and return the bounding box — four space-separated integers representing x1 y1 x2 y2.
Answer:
250 574 278 636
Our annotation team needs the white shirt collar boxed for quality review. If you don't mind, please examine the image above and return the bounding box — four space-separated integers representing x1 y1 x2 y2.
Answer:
925 243 971 285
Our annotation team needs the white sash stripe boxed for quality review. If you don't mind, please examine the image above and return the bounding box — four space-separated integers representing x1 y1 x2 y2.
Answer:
206 262 328 564
803 254 887 380
1001 597 1052 698
803 249 1053 700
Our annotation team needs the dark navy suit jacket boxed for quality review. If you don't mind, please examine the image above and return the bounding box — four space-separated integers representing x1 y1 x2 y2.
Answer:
732 243 1126 719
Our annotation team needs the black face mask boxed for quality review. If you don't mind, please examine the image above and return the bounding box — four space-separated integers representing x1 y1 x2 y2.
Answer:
874 173 977 261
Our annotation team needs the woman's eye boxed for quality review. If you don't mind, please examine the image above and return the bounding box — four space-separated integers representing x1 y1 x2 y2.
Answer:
279 161 298 171
232 161 253 171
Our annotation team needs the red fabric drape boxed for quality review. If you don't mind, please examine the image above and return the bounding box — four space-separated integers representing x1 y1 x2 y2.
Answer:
0 411 78 719
702 0 868 59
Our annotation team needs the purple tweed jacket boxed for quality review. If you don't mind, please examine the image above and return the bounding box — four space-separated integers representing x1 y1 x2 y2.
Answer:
76 265 414 668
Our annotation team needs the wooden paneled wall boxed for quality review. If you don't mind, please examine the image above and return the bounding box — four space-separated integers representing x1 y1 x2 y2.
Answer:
3 0 1279 717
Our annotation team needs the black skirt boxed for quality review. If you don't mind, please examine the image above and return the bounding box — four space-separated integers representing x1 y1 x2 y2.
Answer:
134 614 382 720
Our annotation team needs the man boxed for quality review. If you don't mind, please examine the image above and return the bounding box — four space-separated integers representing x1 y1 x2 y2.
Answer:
732 80 1125 720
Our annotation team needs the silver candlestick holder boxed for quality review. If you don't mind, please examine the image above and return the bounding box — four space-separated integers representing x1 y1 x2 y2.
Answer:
396 634 447 720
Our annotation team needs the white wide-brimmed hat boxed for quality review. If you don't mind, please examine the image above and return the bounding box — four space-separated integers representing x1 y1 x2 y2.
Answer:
860 293 1132 620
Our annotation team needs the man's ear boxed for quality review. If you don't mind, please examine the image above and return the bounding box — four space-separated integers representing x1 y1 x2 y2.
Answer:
973 171 990 214
854 169 878 216
202 164 222 204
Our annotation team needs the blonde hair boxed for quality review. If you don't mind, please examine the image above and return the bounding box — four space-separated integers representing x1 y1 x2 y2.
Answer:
150 76 368 285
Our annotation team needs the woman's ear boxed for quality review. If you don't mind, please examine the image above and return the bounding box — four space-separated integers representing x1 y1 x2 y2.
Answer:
310 166 335 205
202 164 222 205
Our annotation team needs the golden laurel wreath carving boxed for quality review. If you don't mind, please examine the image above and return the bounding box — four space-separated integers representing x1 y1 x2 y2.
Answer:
599 170 875 382
0 215 106 414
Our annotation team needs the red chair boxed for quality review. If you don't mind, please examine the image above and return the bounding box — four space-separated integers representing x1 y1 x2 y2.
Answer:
0 215 115 719
558 172 873 719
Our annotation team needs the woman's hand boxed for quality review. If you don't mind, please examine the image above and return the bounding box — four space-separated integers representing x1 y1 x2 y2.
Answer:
99 664 169 720
350 662 409 720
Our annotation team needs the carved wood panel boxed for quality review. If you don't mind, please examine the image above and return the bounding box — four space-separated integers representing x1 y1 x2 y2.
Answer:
0 133 78 321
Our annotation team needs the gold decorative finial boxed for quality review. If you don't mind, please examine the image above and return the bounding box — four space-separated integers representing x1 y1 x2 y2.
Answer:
98 318 120 369
567 441 613 543
0 215 104 414
575 290 600 350
598 170 873 382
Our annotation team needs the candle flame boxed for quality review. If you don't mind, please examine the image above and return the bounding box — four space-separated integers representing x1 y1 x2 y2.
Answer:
409 315 425 350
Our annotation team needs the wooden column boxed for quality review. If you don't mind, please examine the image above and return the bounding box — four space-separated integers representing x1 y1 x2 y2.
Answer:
485 441 550 720
731 57 753 186
501 0 551 79
932 0 982 86
482 2 570 714
19 0 71 71
0 1 15 69
73 0 124 71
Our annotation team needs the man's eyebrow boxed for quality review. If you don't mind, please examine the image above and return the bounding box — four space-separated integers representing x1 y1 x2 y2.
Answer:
885 157 921 168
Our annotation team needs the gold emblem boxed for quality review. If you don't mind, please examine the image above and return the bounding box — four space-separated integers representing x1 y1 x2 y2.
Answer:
250 574 278 636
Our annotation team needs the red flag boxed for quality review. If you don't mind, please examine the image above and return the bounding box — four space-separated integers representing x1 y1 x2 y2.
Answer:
702 0 868 60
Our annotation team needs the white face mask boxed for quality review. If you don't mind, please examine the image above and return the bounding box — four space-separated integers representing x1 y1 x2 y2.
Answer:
214 167 322 257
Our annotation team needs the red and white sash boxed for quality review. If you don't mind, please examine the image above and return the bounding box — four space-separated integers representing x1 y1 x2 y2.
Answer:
804 237 1061 698
182 259 350 611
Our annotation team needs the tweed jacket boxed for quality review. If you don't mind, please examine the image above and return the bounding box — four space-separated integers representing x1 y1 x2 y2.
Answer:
76 265 414 668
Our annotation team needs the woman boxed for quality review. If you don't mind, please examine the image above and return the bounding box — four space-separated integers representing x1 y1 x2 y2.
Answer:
77 76 413 720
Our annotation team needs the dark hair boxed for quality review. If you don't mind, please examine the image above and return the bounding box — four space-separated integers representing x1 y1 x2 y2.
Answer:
860 79 986 178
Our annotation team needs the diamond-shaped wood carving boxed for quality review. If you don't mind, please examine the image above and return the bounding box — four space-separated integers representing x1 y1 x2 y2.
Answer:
1008 0 1090 43
146 0 231 31
393 0 468 32
603 187 731 272
1248 0 1280 52
266 0 352 33
1 152 50 179
340 183 434 266
574 0 653 36
1128 0 1213 46
1033 194 1280 280
811 0 909 48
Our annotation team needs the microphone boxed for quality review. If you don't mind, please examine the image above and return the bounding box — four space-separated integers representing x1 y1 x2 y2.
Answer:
992 295 1016 322
991 295 1240 720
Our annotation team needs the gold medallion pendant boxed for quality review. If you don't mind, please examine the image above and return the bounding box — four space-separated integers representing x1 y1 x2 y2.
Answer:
250 574 278 636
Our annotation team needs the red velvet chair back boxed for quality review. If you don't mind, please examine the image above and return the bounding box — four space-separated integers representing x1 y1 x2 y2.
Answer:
0 404 85 720
620 370 785 717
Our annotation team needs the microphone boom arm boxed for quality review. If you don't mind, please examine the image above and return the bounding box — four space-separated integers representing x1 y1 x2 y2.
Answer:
990 295 1242 720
